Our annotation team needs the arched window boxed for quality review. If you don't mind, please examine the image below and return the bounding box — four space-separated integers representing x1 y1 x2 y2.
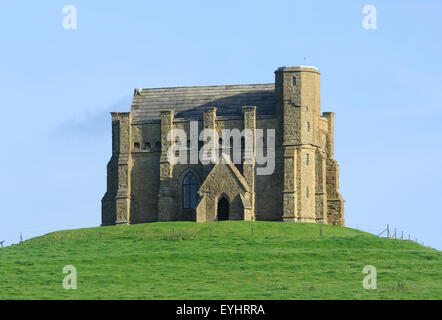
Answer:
182 172 198 209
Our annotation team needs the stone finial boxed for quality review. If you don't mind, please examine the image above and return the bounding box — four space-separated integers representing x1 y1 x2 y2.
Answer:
242 106 257 113
206 106 217 112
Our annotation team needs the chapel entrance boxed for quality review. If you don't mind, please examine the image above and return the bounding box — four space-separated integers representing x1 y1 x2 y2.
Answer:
217 197 229 221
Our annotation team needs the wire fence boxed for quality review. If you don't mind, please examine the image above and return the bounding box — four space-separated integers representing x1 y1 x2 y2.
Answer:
346 223 426 246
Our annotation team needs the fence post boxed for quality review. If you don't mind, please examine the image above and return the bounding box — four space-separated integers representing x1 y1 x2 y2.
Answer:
401 231 403 240
20 232 23 243
394 228 396 239
387 224 390 238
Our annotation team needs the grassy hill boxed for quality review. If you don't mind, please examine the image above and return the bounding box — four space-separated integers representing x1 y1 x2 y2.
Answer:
0 221 440 299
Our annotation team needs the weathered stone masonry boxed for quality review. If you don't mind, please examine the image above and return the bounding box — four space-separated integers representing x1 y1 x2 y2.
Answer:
102 66 345 226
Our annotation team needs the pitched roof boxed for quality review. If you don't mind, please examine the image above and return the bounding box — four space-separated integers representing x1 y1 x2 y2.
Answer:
199 153 251 194
130 83 275 123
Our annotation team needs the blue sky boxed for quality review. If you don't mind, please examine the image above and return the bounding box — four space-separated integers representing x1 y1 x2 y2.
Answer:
0 0 441 249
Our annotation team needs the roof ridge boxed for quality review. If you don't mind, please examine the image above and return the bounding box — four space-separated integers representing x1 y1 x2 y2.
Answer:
138 83 274 91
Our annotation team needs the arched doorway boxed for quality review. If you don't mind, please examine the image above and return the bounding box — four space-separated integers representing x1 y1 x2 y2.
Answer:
217 197 229 221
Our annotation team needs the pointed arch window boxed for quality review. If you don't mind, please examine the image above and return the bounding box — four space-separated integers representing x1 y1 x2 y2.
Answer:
183 172 198 209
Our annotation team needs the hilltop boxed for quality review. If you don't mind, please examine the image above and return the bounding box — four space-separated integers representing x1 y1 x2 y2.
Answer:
0 221 440 299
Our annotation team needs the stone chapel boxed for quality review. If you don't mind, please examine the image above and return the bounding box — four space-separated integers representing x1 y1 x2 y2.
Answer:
101 66 345 226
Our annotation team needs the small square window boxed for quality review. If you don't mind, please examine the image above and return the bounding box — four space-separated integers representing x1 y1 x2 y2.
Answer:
307 121 310 132
292 76 296 86
134 142 140 150
306 186 309 198
306 153 309 165
144 142 151 151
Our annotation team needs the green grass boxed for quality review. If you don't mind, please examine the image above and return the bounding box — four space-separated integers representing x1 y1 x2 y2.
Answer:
0 221 441 299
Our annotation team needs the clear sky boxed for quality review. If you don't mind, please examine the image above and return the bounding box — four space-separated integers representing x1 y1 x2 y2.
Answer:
1 0 441 249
